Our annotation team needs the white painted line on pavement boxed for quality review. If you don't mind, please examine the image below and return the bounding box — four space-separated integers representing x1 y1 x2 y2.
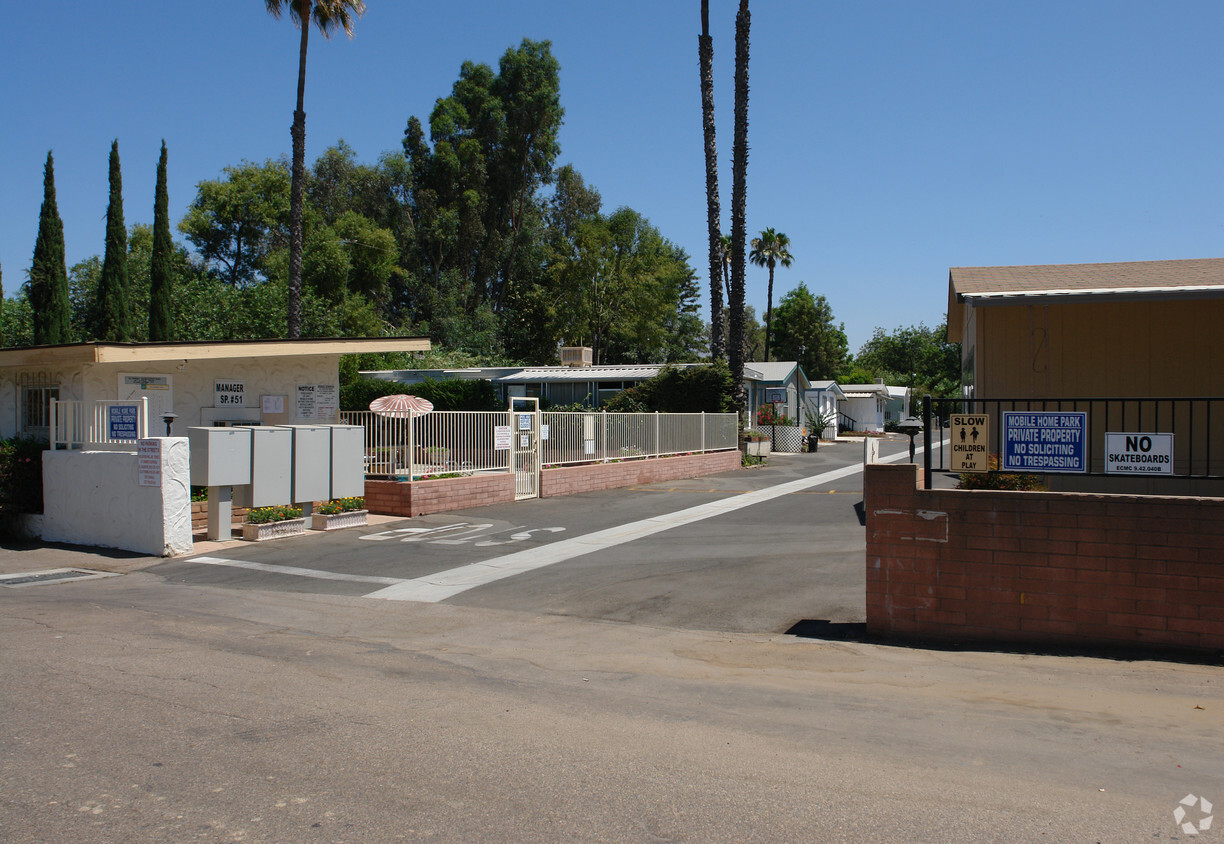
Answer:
365 443 937 604
182 556 407 586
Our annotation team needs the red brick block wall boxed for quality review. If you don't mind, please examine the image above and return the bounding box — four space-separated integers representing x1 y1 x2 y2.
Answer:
865 463 1224 654
540 450 741 497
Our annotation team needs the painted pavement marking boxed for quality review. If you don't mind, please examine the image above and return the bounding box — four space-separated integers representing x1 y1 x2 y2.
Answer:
181 556 407 586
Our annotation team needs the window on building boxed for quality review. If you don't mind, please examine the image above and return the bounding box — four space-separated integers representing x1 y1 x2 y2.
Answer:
21 385 59 439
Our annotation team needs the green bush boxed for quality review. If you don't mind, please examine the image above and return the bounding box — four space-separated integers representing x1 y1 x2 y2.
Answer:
318 497 364 515
245 504 303 524
603 363 734 413
957 455 1046 491
341 377 501 412
0 438 45 519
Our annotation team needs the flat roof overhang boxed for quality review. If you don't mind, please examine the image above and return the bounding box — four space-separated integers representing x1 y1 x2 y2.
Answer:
0 336 431 368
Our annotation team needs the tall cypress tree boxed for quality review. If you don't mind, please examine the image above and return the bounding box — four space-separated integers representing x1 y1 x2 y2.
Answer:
148 140 173 341
29 151 72 344
93 140 131 341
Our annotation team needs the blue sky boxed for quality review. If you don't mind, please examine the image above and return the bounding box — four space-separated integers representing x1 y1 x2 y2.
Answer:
3 1 1222 353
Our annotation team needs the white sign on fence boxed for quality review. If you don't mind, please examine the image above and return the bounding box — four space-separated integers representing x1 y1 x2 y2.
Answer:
1105 432 1173 475
494 425 512 450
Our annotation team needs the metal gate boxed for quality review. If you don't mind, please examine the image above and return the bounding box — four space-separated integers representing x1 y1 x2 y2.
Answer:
509 398 540 500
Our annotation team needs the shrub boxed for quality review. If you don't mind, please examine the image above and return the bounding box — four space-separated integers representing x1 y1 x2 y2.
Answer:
245 505 303 524
957 455 1046 491
756 404 795 426
0 438 45 519
341 377 501 412
603 363 734 413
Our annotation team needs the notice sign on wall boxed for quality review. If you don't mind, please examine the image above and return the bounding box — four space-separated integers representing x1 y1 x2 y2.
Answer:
137 439 162 487
949 414 989 473
214 379 246 407
1105 432 1173 475
1002 412 1087 473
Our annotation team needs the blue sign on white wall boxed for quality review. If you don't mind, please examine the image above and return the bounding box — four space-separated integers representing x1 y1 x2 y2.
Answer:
108 404 140 440
1002 412 1087 473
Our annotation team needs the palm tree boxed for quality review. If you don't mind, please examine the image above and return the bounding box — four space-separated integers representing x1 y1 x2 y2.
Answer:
698 0 724 361
728 0 751 412
265 0 365 339
719 233 733 302
749 228 793 361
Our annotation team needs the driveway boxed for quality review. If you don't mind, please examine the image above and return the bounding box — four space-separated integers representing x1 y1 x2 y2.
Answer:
149 439 911 634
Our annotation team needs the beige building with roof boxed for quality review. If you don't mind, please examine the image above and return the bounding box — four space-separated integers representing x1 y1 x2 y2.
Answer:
947 257 1224 398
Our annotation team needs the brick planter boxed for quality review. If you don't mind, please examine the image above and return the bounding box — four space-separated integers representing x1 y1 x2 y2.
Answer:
365 474 517 517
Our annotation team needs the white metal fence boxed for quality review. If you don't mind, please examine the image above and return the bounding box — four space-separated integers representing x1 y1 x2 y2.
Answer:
49 398 149 451
339 410 738 479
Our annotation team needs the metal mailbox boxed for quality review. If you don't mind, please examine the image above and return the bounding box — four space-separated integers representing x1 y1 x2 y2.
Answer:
281 425 332 503
187 426 252 487
232 426 292 508
329 425 366 499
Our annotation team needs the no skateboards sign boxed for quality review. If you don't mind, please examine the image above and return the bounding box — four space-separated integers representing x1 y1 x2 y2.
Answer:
950 414 988 473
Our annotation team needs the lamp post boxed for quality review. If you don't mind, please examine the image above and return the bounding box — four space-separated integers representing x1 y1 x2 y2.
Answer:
897 416 922 463
162 411 178 437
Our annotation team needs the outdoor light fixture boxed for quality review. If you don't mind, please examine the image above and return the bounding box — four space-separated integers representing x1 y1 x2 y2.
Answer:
897 416 922 463
162 411 178 437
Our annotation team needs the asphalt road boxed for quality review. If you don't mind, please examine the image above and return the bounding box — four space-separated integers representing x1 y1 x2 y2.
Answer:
3 439 1221 843
151 440 901 634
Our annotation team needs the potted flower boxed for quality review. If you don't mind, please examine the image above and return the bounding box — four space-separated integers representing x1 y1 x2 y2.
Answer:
310 497 368 531
242 504 305 542
740 429 771 457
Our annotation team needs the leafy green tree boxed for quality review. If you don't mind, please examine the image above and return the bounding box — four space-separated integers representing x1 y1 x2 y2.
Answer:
265 0 366 339
728 0 751 411
403 39 563 314
698 0 725 361
148 141 173 341
658 247 707 362
91 140 132 341
770 282 848 379
179 159 291 286
28 152 71 344
853 321 960 398
749 227 792 361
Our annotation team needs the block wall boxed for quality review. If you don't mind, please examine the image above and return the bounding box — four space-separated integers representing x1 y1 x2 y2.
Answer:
865 463 1224 653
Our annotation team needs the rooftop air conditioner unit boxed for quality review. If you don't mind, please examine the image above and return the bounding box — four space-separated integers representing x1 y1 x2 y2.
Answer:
560 346 593 367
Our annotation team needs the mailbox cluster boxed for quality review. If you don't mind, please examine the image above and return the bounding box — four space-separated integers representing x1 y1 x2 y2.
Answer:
188 425 365 540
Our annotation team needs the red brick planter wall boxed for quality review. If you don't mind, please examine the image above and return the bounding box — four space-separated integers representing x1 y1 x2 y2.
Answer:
365 474 517 518
865 463 1224 654
540 450 741 497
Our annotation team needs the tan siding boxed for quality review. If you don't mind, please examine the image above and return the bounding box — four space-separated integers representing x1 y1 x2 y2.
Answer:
978 299 1224 397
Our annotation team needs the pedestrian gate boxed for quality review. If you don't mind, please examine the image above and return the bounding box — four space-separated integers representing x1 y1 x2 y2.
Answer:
509 397 540 500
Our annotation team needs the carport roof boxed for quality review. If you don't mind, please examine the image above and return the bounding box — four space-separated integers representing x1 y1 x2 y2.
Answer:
0 336 430 368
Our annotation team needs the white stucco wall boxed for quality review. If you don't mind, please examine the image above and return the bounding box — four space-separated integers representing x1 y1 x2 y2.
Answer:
1 354 342 441
81 357 341 430
42 438 192 556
